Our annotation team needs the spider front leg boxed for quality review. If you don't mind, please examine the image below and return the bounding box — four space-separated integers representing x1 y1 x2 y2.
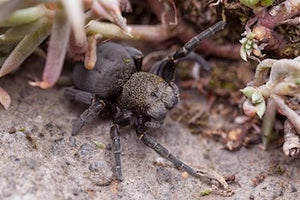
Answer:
152 21 225 82
72 99 106 136
65 87 96 105
136 123 198 178
150 52 211 81
110 109 133 181
65 87 106 135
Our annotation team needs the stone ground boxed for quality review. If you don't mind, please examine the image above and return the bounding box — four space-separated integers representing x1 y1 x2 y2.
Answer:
0 61 299 200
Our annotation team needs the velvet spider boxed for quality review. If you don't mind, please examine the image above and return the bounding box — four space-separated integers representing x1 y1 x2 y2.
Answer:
65 21 225 181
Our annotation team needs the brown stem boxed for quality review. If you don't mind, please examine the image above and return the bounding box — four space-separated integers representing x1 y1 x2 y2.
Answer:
258 0 300 29
252 0 300 53
146 0 241 60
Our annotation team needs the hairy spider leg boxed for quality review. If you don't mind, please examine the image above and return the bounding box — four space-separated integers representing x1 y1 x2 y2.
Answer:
150 52 211 80
152 21 225 82
173 21 225 60
65 87 96 105
180 52 211 71
110 109 134 181
72 100 106 136
136 128 199 177
64 87 106 135
110 124 123 181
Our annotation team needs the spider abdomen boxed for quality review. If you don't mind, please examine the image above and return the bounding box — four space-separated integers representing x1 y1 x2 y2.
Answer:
73 42 136 98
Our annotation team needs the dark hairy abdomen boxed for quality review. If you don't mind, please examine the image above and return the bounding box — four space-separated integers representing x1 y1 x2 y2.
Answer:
73 42 136 98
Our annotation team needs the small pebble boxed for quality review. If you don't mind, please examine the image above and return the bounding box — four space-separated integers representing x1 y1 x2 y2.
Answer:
106 144 112 150
44 123 53 129
89 161 105 172
233 197 242 200
156 167 172 184
26 158 40 170
290 185 297 193
136 182 150 194
88 161 113 186
69 136 77 147
182 171 189 179
38 133 45 138
73 189 80 196
8 127 16 134
159 192 172 200
78 143 92 157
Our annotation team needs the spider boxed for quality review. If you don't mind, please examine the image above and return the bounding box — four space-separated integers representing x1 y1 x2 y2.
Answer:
65 21 225 181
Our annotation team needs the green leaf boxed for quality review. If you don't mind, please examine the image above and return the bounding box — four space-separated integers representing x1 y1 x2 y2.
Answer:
241 86 256 98
200 189 212 196
0 6 46 27
251 90 263 104
240 0 260 8
294 78 300 85
93 141 106 149
261 0 275 6
256 100 266 118
240 43 248 61
0 17 52 77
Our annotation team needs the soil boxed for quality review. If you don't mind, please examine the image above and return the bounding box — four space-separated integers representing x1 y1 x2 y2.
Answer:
0 59 299 200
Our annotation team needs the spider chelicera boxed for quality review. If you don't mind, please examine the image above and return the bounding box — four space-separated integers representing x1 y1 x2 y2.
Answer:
65 21 225 181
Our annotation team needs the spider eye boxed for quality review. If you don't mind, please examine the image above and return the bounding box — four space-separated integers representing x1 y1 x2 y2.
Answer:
150 92 156 97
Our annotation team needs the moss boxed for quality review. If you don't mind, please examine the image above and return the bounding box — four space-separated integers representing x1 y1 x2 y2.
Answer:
280 43 300 57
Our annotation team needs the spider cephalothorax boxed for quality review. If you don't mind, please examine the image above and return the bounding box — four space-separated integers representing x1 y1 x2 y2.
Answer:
65 21 225 181
118 72 179 121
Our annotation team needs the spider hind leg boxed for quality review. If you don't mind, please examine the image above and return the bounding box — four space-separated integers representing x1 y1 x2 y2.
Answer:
151 21 225 82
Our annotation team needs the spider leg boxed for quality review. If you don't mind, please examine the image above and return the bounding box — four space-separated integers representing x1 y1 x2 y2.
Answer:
173 21 225 60
180 52 211 71
151 21 225 82
65 87 96 105
110 109 133 181
125 46 144 71
136 125 198 177
110 124 123 181
150 51 211 78
72 100 106 136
